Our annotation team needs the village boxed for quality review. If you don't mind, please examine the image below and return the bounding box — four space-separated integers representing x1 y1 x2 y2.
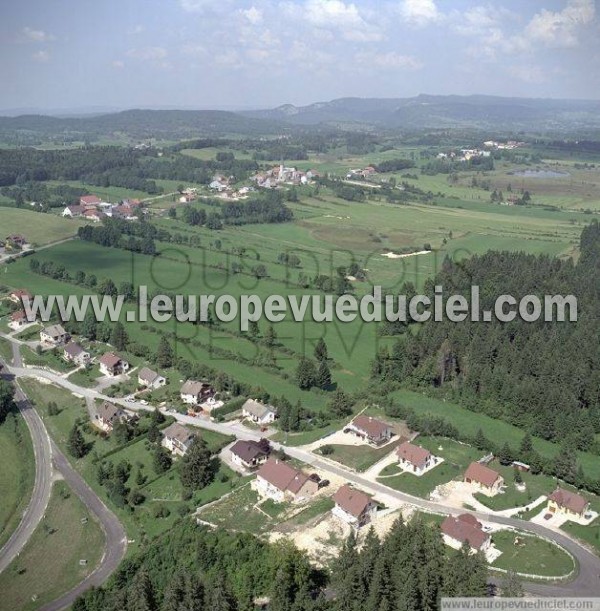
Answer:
0 286 593 581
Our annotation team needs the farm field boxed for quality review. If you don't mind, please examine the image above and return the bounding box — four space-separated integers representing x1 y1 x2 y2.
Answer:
0 480 104 611
0 208 84 246
0 413 35 549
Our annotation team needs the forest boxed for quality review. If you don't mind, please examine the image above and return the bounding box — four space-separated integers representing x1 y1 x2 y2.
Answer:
71 516 489 611
376 221 600 456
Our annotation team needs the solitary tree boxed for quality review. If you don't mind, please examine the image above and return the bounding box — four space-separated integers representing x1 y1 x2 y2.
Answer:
295 358 317 390
156 336 174 369
316 360 332 390
68 424 87 458
179 438 216 491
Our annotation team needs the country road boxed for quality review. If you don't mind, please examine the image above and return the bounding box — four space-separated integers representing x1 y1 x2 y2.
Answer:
0 344 127 611
1 333 600 601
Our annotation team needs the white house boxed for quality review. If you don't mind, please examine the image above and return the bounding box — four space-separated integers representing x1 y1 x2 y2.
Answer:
40 324 69 346
230 439 270 470
137 367 166 389
161 423 196 457
63 342 91 366
441 514 491 553
180 380 214 405
99 352 129 377
62 205 85 218
396 441 438 476
242 399 277 425
94 402 129 433
253 458 318 503
8 310 29 331
332 484 377 528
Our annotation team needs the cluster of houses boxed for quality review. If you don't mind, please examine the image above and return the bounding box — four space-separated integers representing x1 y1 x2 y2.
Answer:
437 149 492 162
63 195 143 222
346 166 377 180
483 140 525 150
250 165 318 189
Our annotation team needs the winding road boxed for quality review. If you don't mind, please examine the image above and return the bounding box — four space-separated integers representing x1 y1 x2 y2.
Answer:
1 332 600 604
0 343 127 611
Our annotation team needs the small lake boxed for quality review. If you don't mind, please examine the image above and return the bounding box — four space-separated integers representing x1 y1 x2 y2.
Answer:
512 169 570 179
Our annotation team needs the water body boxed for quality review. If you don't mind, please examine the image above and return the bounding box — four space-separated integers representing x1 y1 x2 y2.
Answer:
513 169 570 178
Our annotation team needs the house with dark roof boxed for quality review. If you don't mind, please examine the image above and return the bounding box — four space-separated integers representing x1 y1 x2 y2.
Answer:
63 342 90 366
332 484 377 528
161 423 196 456
253 458 318 503
547 488 589 519
396 441 438 476
99 352 129 377
441 514 491 552
137 367 166 389
464 462 504 495
345 415 394 445
241 399 277 425
230 439 270 470
62 205 85 218
94 401 129 432
40 324 69 346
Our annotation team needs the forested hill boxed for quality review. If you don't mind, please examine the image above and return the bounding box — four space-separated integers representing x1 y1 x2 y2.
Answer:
72 517 487 611
382 221 600 451
0 109 289 144
244 94 600 131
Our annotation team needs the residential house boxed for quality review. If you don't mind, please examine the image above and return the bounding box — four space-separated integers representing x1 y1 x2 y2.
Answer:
396 441 435 475
5 234 27 248
8 310 28 331
94 401 128 432
464 462 504 494
253 458 318 503
8 289 32 305
40 324 69 346
161 422 196 457
83 209 104 223
547 488 589 519
99 352 129 377
137 367 166 389
180 380 215 405
79 195 102 208
62 205 85 218
230 439 270 470
332 484 377 528
441 514 491 552
345 415 394 445
241 399 277 425
63 342 91 366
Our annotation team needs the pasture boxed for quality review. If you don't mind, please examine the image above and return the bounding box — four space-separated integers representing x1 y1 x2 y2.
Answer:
0 208 84 246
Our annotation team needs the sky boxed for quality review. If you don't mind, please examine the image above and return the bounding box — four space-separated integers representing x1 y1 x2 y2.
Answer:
0 0 599 112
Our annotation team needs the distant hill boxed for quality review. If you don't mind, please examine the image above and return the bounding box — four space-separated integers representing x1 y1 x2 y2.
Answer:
243 94 600 131
0 108 290 144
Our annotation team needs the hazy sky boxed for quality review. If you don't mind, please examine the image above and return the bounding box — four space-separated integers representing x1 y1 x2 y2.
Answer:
1 0 598 111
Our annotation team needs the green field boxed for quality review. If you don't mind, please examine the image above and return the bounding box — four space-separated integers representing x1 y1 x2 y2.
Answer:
491 531 575 577
319 439 402 472
0 413 35 549
0 480 104 611
0 208 84 246
17 377 233 551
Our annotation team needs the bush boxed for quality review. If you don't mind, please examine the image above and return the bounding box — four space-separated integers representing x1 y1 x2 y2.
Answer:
320 444 334 456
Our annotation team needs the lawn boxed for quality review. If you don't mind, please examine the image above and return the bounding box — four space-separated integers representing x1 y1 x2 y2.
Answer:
0 337 13 362
378 461 461 498
0 413 35 549
199 484 272 533
318 439 402 472
0 480 104 611
490 530 575 578
21 346 77 373
0 208 84 246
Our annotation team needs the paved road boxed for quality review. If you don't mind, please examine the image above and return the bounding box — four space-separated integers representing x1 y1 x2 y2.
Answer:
0 346 127 611
3 336 600 598
0 372 53 574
